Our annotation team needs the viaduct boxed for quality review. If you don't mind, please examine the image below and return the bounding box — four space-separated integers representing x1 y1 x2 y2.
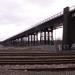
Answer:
1 6 75 50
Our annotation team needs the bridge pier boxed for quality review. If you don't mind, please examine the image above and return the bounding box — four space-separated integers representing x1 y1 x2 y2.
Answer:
20 37 23 46
62 7 72 50
24 37 27 46
28 35 30 46
36 32 38 45
40 31 42 45
48 31 50 44
51 26 54 45
17 38 19 46
44 31 46 44
30 35 32 46
34 34 36 45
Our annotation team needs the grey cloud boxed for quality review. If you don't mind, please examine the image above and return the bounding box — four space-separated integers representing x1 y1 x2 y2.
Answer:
0 0 50 25
29 0 55 7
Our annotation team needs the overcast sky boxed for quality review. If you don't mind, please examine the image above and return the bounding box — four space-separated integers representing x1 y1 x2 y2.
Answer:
0 0 75 41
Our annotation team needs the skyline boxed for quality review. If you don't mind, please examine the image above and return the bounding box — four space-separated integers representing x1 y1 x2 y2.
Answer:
0 0 75 41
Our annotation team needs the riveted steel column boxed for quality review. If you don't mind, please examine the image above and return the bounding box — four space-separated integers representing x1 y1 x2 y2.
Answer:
21 37 23 46
17 38 19 46
51 26 54 45
28 35 29 46
31 35 32 45
34 34 35 45
25 37 27 46
62 7 72 50
36 32 38 45
40 31 42 45
12 40 14 46
24 37 27 46
44 31 46 44
48 31 50 44
18 38 21 46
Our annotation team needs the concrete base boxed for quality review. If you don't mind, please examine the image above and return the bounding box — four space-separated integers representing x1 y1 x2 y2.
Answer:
0 45 58 53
